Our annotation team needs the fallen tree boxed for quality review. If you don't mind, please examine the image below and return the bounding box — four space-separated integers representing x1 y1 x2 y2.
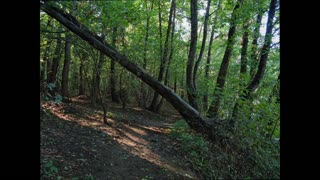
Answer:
40 2 226 141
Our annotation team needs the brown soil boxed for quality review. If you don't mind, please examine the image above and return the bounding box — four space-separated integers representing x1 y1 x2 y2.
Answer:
40 96 198 180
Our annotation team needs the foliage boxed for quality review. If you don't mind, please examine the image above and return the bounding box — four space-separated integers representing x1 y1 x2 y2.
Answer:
40 0 279 178
169 119 279 179
40 159 59 179
42 83 63 104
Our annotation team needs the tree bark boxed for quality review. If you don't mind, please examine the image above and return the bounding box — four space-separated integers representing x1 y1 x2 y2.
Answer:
61 34 72 98
47 33 62 85
186 0 199 110
207 0 243 118
110 27 120 103
41 42 51 82
79 52 85 95
41 3 224 140
240 22 249 86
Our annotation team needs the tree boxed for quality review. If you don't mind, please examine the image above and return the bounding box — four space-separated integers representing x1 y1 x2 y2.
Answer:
203 0 222 111
149 0 176 112
207 0 244 118
186 0 199 110
193 0 212 93
110 27 120 103
250 8 265 78
231 0 278 126
47 33 62 86
156 0 176 112
61 33 71 98
139 0 153 109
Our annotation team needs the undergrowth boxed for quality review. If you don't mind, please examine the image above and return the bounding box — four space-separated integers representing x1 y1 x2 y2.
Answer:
169 119 280 179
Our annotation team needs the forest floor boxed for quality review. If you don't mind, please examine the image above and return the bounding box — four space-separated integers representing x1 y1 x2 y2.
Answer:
40 95 198 180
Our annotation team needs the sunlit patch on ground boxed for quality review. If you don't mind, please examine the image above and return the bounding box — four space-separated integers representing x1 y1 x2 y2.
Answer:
41 100 197 179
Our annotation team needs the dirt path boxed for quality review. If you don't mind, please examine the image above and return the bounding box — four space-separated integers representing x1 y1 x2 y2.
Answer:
41 96 198 179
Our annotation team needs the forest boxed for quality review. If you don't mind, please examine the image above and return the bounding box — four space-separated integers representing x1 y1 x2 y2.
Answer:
40 0 280 179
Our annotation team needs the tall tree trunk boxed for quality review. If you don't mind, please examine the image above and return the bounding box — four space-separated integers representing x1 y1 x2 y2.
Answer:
79 52 85 95
110 27 120 103
61 34 71 98
41 3 226 140
231 0 278 126
207 0 243 118
239 22 249 86
139 1 153 109
60 0 77 98
250 12 264 78
47 50 52 82
149 0 175 112
47 33 62 85
41 42 51 82
148 0 163 111
230 22 249 119
42 17 52 82
92 35 106 105
193 0 211 91
156 0 176 112
186 0 199 110
203 0 222 111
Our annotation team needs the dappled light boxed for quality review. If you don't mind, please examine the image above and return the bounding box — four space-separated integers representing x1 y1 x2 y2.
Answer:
41 0 279 178
41 100 197 179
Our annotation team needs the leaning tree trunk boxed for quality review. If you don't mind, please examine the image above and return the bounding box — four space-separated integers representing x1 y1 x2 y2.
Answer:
40 2 226 141
231 0 278 126
186 0 199 110
207 0 243 118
